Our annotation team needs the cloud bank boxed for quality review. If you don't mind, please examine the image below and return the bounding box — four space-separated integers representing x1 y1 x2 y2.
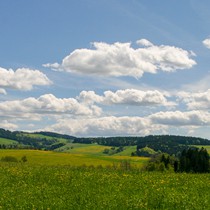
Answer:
0 94 101 120
44 110 210 136
1 90 210 136
44 39 196 78
45 116 163 136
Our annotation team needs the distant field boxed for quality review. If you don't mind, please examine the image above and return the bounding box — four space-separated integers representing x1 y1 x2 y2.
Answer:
57 143 137 156
57 143 112 155
0 138 18 145
0 149 148 167
195 145 210 154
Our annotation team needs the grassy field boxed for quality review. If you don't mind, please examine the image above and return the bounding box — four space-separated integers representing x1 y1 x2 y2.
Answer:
0 163 209 210
0 143 209 209
57 143 111 155
0 149 148 167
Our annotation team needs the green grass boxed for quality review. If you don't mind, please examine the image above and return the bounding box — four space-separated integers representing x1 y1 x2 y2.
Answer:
0 149 148 167
57 143 112 155
113 146 137 156
0 164 209 210
0 138 18 145
59 143 137 157
0 149 209 209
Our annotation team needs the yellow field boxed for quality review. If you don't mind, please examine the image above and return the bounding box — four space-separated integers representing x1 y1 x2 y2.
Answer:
0 149 148 167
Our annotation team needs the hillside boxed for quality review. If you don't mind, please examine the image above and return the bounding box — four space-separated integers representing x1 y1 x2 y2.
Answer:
0 128 210 156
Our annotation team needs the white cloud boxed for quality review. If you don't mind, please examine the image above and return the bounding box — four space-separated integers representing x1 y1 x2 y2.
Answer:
43 109 210 136
0 94 102 120
178 89 210 110
149 110 210 126
78 91 103 105
0 67 52 92
45 116 164 136
43 39 196 78
136 39 153 47
0 120 18 130
202 38 210 49
78 89 175 107
103 89 174 106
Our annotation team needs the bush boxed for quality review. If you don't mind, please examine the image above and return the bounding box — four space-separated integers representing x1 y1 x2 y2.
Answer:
21 155 27 163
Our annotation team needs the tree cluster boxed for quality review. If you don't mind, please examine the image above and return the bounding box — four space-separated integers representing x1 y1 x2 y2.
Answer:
145 153 177 172
145 148 210 173
103 146 124 155
179 148 209 173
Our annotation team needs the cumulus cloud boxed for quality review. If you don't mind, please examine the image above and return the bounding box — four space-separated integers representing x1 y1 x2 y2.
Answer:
78 91 103 105
178 89 210 110
0 67 52 92
0 94 102 120
43 39 196 78
45 116 164 136
149 110 210 126
42 109 210 136
78 89 175 107
202 38 210 49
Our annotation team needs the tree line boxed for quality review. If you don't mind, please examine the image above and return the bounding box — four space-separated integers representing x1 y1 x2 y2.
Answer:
145 147 210 173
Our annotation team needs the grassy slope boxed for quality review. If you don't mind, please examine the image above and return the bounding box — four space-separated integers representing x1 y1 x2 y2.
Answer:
57 143 112 155
113 146 137 156
0 138 18 145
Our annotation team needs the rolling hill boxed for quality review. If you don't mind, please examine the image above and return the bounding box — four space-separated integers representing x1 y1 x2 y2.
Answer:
0 128 210 156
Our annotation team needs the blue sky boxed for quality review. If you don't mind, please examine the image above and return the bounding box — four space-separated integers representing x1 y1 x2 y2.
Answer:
1 0 210 138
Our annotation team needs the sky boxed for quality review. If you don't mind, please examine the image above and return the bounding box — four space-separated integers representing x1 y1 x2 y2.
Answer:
1 0 210 138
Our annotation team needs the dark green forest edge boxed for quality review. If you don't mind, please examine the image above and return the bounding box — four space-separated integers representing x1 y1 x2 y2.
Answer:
0 128 210 173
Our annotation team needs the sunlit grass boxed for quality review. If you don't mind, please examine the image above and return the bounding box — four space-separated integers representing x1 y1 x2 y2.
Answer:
113 145 137 156
0 149 148 167
61 143 111 155
0 164 209 210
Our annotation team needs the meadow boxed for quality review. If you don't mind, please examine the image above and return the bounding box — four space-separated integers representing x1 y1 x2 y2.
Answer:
0 163 209 210
0 147 209 209
0 149 148 167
